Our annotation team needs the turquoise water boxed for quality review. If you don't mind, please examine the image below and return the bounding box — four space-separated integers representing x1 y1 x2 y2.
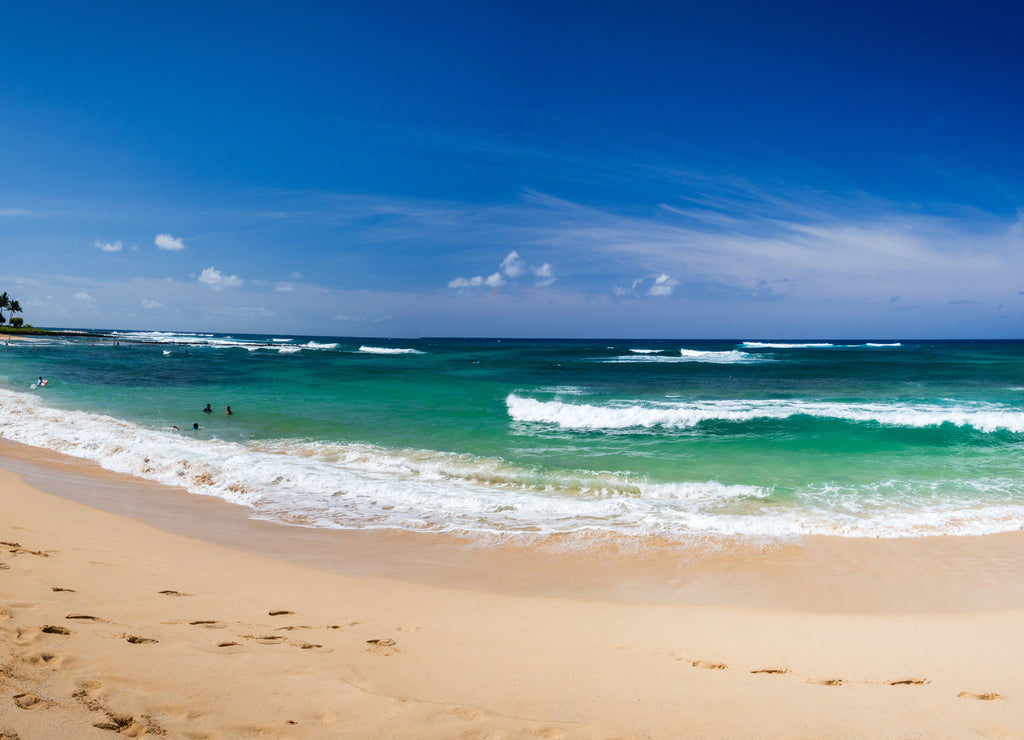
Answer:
2 331 1024 540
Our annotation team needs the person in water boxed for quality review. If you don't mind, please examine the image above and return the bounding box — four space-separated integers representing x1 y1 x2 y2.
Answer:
192 423 199 430
202 404 212 413
225 406 233 415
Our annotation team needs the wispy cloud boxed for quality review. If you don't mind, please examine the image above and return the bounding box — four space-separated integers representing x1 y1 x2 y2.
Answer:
533 262 555 287
0 207 31 216
93 239 123 252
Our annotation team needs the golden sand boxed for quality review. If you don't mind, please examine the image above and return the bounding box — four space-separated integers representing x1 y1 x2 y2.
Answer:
2 442 1024 738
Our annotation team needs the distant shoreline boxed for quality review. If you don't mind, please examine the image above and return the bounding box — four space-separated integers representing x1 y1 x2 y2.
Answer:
0 327 108 339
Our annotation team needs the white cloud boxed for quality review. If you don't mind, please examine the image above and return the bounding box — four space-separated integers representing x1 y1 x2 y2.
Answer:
533 262 555 287
500 250 526 277
449 272 506 291
198 266 243 289
73 292 95 304
450 252 553 293
155 233 186 251
613 278 645 296
93 239 123 252
448 276 486 289
140 299 165 309
648 273 678 296
0 207 31 216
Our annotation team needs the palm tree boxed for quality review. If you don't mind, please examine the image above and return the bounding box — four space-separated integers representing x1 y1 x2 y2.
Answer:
0 292 9 325
8 299 22 325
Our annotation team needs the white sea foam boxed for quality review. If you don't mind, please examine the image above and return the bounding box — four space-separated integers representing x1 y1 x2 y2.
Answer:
605 348 763 364
359 346 425 355
113 331 219 344
629 349 663 354
741 342 834 349
506 394 1024 433
4 388 1024 540
264 342 337 353
741 341 902 349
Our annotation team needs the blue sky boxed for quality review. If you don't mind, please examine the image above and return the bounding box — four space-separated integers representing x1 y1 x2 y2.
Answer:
2 1 1023 338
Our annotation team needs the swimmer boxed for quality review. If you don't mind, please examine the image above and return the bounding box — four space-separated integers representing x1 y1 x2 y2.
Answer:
225 405 233 415
192 423 199 430
202 404 212 413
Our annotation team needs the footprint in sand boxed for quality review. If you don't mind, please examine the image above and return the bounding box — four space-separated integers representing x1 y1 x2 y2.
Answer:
295 641 333 652
888 678 930 686
1 542 50 557
207 641 246 654
0 730 22 740
958 691 1004 701
244 634 285 645
65 614 102 622
41 625 71 635
50 587 75 593
751 668 789 675
268 610 295 616
92 711 135 732
807 678 844 686
691 660 727 670
20 651 67 668
158 590 193 597
73 680 104 703
189 620 227 629
14 626 42 644
124 635 159 644
366 638 399 656
12 693 47 710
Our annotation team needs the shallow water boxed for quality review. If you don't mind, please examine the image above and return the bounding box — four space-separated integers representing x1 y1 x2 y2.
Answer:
2 332 1023 541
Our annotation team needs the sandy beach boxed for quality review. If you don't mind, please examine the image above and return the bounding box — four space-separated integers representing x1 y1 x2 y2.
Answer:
3 441 1024 738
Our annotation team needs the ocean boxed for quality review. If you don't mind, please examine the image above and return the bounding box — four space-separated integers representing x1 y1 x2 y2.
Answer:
2 332 1023 542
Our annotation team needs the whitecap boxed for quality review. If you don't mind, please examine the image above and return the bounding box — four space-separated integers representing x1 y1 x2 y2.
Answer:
505 394 1024 434
4 388 1024 542
359 346 424 355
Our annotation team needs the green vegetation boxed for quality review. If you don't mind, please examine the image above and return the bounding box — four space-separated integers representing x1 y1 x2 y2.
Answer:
0 292 21 325
0 291 46 334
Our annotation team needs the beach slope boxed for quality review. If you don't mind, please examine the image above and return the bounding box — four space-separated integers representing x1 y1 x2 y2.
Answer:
3 464 1024 738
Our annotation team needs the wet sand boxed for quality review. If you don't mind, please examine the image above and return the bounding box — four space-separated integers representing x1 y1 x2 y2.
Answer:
2 439 1024 738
